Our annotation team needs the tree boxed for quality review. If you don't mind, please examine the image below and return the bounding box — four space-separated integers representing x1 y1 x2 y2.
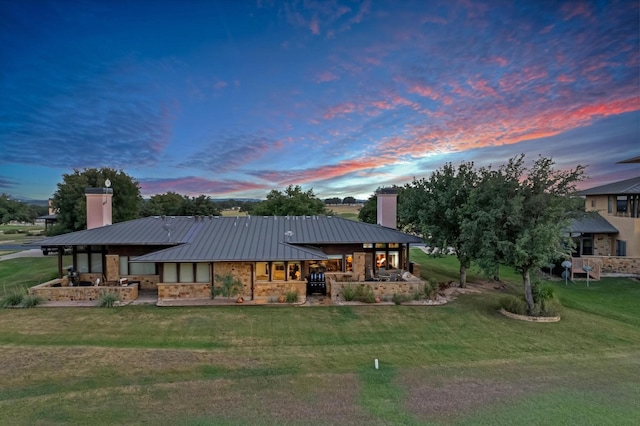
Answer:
464 155 585 313
250 185 328 216
324 197 342 205
183 195 221 216
400 162 478 287
141 193 221 217
0 194 33 223
499 156 585 312
50 168 142 234
357 193 377 223
342 196 357 205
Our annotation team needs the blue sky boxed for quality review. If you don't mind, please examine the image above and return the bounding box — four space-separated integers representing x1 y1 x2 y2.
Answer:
1 0 638 201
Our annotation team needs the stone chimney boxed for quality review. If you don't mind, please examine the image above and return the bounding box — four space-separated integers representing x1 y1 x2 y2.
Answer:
85 187 113 229
376 187 398 229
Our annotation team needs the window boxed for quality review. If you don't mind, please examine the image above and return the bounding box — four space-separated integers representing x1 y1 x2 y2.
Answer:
616 240 627 256
608 196 614 214
376 252 386 267
273 262 285 280
130 262 156 275
256 262 269 280
196 263 210 283
164 263 178 282
346 255 353 272
387 251 399 269
119 256 129 275
326 255 343 272
91 253 103 273
77 253 89 273
363 243 373 248
375 243 386 248
288 262 301 280
180 262 194 282
591 199 596 208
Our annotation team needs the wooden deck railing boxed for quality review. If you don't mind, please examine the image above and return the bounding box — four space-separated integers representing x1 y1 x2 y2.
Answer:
570 257 601 281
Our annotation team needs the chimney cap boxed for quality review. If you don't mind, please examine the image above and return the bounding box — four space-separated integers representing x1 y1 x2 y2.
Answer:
376 187 397 195
85 187 113 194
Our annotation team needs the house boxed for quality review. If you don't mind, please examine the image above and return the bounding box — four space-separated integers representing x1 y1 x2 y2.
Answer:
569 175 640 277
30 188 424 304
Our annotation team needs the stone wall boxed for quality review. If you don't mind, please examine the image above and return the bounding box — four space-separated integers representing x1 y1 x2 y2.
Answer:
253 281 306 303
593 234 614 256
329 275 423 302
29 279 138 302
213 262 252 297
157 283 210 301
121 275 159 290
578 256 640 275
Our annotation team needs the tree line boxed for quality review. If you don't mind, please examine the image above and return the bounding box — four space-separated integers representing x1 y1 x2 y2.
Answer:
0 194 48 224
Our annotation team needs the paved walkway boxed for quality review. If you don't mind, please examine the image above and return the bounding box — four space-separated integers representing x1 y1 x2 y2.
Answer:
0 248 44 262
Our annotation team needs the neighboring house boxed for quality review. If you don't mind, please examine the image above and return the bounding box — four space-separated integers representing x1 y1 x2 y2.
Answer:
32 187 423 303
569 175 640 277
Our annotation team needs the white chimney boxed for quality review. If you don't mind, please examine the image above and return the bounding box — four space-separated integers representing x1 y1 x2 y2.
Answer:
85 187 113 229
376 188 398 229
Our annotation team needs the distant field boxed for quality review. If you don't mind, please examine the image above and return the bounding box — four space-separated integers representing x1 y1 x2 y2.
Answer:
0 224 45 243
220 209 248 217
327 204 362 220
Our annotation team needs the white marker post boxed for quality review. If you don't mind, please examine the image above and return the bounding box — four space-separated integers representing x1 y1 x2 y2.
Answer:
374 358 379 370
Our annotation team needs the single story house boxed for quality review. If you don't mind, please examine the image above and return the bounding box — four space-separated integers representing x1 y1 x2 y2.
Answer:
31 188 424 303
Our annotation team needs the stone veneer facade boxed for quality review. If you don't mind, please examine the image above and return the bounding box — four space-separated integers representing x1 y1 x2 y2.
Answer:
578 256 640 275
29 278 138 302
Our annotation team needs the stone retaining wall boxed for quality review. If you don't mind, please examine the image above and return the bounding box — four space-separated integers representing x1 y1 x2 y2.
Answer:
577 256 640 275
253 281 306 303
29 278 138 302
329 275 424 302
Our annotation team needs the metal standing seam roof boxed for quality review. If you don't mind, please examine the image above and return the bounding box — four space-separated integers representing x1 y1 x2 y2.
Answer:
576 176 640 196
568 214 619 234
36 215 423 262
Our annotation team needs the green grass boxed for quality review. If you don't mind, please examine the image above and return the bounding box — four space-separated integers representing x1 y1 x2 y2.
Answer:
0 224 45 243
410 248 522 284
0 256 71 296
0 254 638 424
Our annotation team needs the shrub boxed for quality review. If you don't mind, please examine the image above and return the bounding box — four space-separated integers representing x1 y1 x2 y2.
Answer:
285 290 299 303
392 293 412 305
532 298 563 317
499 295 527 316
353 285 376 303
2 292 24 308
343 284 356 301
21 294 43 308
213 273 243 299
98 293 119 308
412 290 421 301
424 280 437 299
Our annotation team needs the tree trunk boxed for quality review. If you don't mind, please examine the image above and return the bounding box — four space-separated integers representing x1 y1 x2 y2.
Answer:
523 269 534 313
459 263 467 288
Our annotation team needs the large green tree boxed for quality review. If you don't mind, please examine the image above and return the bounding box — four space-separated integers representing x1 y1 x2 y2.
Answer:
400 162 479 287
50 168 142 234
251 185 328 216
357 193 377 224
141 193 221 217
487 156 585 312
0 194 37 223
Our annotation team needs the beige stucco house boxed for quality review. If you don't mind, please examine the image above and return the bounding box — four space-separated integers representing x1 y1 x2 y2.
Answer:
569 175 640 277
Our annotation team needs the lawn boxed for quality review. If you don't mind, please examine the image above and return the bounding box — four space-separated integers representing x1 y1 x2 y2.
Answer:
0 251 638 425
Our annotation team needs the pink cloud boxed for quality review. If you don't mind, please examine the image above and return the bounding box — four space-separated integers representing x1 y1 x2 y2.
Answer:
140 177 269 197
323 102 359 119
309 17 320 35
315 71 339 83
408 84 441 100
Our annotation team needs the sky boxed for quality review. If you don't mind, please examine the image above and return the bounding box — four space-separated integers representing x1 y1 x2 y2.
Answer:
1 0 639 202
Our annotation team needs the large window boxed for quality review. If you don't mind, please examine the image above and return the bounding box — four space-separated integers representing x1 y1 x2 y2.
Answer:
326 255 343 272
164 263 178 282
376 252 386 267
256 262 269 280
387 251 399 269
196 263 210 283
76 245 103 273
130 262 156 275
273 262 285 280
288 262 301 280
